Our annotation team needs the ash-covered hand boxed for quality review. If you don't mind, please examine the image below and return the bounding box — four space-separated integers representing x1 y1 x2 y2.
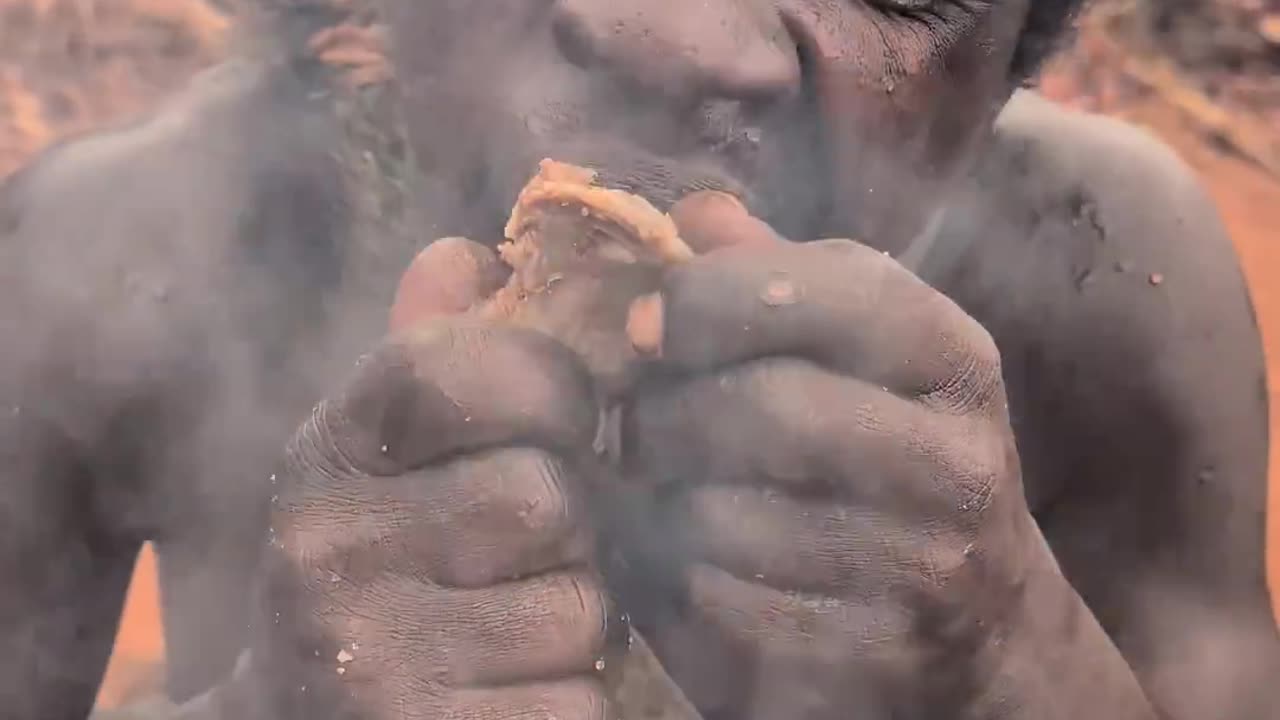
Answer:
615 194 1049 719
244 239 616 720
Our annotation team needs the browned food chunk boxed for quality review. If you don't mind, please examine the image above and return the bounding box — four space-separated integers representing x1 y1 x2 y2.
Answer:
477 159 694 398
476 160 705 720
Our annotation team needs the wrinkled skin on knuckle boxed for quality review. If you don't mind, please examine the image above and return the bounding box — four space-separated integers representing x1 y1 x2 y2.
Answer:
316 322 599 476
421 448 581 588
424 571 611 687
277 446 584 591
258 549 611 716
914 309 1007 418
254 330 609 716
803 239 1006 410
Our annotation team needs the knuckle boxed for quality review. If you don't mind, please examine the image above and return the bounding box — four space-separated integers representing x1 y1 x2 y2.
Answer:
963 316 1002 375
430 449 577 586
915 294 1005 413
554 573 611 658
735 356 813 403
328 320 597 473
810 237 904 282
809 236 880 260
452 447 575 537
276 415 366 543
940 422 1010 517
506 447 574 535
950 320 1005 413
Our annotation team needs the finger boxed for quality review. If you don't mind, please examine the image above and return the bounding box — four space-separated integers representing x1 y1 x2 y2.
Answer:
681 564 895 719
669 190 784 254
640 237 1004 407
437 679 610 720
624 357 1001 514
683 485 968 597
304 321 598 476
292 570 611 688
282 447 590 589
389 237 509 333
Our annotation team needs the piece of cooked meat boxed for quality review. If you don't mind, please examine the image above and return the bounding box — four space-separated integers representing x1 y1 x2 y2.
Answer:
477 158 693 399
475 159 705 720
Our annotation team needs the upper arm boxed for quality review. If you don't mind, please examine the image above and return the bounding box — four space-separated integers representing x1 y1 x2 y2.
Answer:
929 92 1279 719
0 156 147 720
0 60 350 714
1051 118 1277 719
0 391 140 719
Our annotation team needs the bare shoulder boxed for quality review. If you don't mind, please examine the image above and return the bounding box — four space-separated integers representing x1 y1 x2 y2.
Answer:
928 89 1269 615
0 58 347 525
944 91 1280 715
973 90 1266 432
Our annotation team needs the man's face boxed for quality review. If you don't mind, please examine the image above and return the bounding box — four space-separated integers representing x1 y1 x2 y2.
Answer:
383 0 1031 253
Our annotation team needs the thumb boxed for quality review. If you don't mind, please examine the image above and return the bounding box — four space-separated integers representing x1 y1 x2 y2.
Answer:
389 237 510 334
670 191 786 255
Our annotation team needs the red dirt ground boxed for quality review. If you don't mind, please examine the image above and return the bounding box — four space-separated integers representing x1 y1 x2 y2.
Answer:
0 0 1276 710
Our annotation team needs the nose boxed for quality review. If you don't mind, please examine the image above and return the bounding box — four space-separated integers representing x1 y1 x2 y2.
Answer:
551 0 800 104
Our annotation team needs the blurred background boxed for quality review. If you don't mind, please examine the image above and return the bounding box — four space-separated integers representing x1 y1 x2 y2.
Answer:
0 0 1276 712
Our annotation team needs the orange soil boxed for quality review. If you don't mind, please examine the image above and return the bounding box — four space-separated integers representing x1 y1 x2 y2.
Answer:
95 546 165 709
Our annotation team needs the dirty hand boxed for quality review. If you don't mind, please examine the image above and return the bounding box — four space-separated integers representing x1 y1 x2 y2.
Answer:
242 239 615 720
613 194 1061 719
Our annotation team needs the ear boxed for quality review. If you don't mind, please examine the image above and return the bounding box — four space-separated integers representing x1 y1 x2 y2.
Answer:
388 237 509 333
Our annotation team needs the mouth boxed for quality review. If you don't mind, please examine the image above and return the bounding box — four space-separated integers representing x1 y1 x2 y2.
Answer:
486 132 767 225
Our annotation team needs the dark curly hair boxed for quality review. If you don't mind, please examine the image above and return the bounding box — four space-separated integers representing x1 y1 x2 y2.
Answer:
1011 0 1091 82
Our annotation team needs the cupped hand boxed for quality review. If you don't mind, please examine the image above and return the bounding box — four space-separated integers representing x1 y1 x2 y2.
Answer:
614 193 1040 719
247 238 616 720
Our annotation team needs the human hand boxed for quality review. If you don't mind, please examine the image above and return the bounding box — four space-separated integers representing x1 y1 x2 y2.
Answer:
246 238 616 720
611 193 1044 719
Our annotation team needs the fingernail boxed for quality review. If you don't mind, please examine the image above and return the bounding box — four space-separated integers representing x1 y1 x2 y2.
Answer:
627 293 664 357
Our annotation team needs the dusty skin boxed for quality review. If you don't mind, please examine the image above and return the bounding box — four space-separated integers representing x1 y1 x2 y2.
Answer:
0 0 1274 712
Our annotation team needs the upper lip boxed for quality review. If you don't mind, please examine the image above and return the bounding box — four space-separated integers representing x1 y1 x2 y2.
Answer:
515 134 763 215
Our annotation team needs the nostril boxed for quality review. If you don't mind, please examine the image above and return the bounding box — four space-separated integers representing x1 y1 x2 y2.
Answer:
550 0 598 71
